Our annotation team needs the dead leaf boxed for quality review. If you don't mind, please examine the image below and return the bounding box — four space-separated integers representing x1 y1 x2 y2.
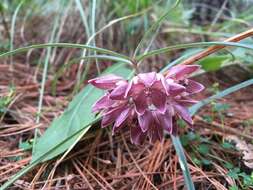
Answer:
225 135 253 168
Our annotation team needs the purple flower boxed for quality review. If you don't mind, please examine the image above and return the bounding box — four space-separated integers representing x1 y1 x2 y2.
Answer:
88 74 125 90
165 65 204 95
88 64 204 144
125 72 186 115
89 77 136 134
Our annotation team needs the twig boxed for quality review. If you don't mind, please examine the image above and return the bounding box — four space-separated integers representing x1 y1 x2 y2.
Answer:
121 133 159 190
72 160 94 190
180 28 253 65
195 115 253 141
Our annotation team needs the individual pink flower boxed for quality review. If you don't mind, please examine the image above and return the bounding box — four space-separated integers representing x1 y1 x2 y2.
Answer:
165 65 204 95
88 74 124 90
89 76 136 134
125 72 185 115
133 99 193 144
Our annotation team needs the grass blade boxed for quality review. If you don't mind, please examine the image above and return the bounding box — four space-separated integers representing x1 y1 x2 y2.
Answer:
75 0 90 37
33 2 63 152
9 0 25 67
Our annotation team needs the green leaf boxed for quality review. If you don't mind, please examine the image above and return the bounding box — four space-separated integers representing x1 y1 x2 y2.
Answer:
160 48 202 73
171 135 195 190
201 159 211 166
222 142 234 149
224 162 234 169
198 55 230 71
228 168 240 180
213 103 230 113
32 63 131 162
32 84 102 162
19 140 33 151
0 63 132 190
189 78 253 116
137 41 253 61
197 144 210 155
229 185 239 190
0 43 130 61
161 61 195 190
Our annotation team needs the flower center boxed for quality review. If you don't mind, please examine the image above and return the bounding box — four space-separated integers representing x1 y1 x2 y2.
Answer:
144 88 152 96
180 79 189 87
148 104 157 111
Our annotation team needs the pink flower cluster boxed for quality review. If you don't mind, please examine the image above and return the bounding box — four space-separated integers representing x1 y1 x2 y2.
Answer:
88 65 204 144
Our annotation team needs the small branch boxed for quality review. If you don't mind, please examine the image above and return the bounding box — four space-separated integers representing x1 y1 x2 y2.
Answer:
180 28 253 65
195 115 253 142
131 59 140 74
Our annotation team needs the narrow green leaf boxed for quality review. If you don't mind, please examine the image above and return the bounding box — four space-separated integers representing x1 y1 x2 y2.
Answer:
0 43 130 60
189 78 253 116
137 41 253 61
33 2 63 153
75 0 90 37
10 0 25 65
52 55 132 95
160 61 195 190
160 49 202 72
171 135 195 190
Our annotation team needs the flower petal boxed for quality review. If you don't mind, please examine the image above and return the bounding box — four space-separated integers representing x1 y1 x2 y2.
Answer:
176 97 198 107
110 82 128 100
156 111 173 134
174 104 193 126
148 125 163 143
185 79 204 94
133 93 148 115
92 94 114 112
101 106 125 128
88 74 123 90
166 65 200 80
151 75 168 95
151 90 167 113
130 126 146 145
167 81 186 96
137 72 157 87
159 76 170 95
113 107 131 130
138 110 153 132
125 80 145 98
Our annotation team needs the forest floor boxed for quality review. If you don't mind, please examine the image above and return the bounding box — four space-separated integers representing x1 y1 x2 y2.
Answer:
0 62 253 190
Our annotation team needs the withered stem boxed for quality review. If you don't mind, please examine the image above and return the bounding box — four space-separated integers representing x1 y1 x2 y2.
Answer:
181 28 253 65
